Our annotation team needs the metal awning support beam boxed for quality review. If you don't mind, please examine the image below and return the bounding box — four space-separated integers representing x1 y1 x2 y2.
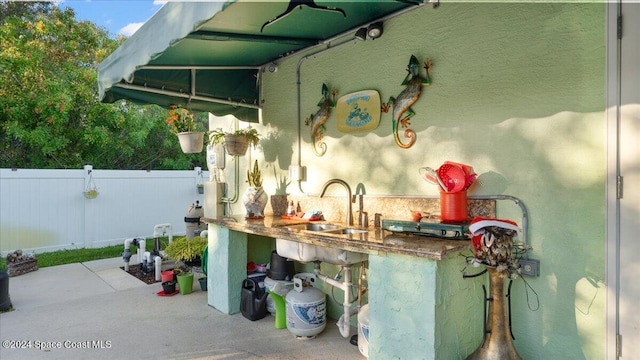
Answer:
186 30 320 46
139 65 262 70
112 82 261 110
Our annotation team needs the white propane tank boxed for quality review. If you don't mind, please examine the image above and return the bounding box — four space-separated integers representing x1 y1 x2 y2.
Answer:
358 304 370 358
184 201 205 240
285 273 326 338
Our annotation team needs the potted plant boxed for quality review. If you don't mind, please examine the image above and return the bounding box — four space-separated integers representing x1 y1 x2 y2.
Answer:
164 236 207 294
83 189 99 199
242 160 268 218
207 127 261 156
164 235 207 266
270 169 291 216
84 169 99 199
166 105 204 153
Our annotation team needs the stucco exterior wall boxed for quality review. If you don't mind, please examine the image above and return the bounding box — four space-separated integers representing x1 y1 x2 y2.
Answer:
232 3 606 358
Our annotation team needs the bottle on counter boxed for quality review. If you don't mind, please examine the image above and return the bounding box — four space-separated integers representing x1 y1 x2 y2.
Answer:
296 202 302 215
287 201 296 217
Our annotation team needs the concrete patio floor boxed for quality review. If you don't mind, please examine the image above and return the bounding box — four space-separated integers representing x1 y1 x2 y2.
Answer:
0 257 364 360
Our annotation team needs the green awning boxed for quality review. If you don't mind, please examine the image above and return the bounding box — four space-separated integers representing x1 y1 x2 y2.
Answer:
98 1 423 123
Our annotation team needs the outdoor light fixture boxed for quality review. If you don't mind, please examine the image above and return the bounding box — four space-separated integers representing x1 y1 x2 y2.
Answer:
367 22 383 40
355 27 368 41
266 62 278 73
355 22 384 41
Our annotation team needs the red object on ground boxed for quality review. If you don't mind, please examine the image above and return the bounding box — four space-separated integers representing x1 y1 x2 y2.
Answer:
157 290 179 296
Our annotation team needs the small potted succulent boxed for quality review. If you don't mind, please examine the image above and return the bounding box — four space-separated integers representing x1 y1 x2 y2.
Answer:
207 127 261 156
242 160 268 218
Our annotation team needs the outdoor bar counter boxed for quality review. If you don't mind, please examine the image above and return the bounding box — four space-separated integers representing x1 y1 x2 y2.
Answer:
202 215 482 359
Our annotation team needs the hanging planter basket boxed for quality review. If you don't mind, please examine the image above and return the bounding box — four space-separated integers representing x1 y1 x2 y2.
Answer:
84 189 99 199
224 135 249 156
84 171 99 199
177 132 205 153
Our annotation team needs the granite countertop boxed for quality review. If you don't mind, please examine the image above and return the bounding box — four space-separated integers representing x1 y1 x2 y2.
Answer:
202 215 471 261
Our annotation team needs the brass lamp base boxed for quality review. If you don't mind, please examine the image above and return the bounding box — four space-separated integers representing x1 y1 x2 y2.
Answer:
466 267 522 360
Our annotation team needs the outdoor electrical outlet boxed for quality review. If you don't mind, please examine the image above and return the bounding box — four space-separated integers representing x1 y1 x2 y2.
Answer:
519 259 540 277
289 165 306 181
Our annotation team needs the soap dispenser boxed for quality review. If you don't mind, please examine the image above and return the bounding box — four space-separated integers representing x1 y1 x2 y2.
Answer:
287 201 295 217
374 213 382 228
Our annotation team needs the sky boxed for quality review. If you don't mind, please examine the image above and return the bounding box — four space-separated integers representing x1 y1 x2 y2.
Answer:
59 0 167 37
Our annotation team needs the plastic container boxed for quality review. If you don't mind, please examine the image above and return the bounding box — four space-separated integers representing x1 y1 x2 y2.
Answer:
440 191 468 223
162 281 176 294
267 250 295 281
358 304 370 358
198 277 207 291
176 273 194 295
0 271 12 311
240 278 267 321
161 270 174 283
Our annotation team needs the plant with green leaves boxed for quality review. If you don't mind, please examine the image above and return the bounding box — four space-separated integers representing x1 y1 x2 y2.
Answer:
207 127 260 148
165 105 198 134
247 160 262 187
164 236 207 266
0 4 207 170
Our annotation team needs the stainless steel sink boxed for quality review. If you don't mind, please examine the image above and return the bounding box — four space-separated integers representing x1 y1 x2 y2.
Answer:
285 223 341 231
325 228 369 235
276 223 368 265
315 246 367 265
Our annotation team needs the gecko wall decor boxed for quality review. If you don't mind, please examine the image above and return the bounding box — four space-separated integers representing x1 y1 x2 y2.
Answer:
305 83 337 157
381 55 432 149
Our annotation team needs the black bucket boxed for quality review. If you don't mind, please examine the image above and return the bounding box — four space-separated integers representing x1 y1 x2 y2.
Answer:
0 271 12 311
267 250 295 281
240 278 267 321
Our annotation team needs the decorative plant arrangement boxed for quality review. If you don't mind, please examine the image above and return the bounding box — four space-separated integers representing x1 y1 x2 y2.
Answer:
84 189 99 199
163 235 207 295
164 236 207 266
246 160 262 188
166 105 204 153
207 127 261 156
5 249 38 277
242 160 268 218
84 169 99 199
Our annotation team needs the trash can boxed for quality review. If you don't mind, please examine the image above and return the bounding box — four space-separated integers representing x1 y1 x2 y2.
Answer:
0 270 12 311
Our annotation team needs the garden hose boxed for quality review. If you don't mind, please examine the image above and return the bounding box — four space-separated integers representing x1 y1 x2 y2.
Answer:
202 245 208 276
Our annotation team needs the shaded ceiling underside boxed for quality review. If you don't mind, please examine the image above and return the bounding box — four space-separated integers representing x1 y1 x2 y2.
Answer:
98 1 423 122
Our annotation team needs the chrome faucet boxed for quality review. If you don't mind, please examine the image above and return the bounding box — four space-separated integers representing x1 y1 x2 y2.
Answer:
319 179 355 226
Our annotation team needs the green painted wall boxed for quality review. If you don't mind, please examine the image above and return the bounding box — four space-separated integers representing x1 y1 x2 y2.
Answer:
435 254 485 359
247 234 275 265
230 3 606 359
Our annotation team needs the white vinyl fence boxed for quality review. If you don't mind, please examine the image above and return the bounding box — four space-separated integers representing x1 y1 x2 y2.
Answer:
0 165 208 255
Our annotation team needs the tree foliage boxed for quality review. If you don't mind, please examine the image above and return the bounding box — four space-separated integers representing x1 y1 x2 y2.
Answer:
0 2 206 169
